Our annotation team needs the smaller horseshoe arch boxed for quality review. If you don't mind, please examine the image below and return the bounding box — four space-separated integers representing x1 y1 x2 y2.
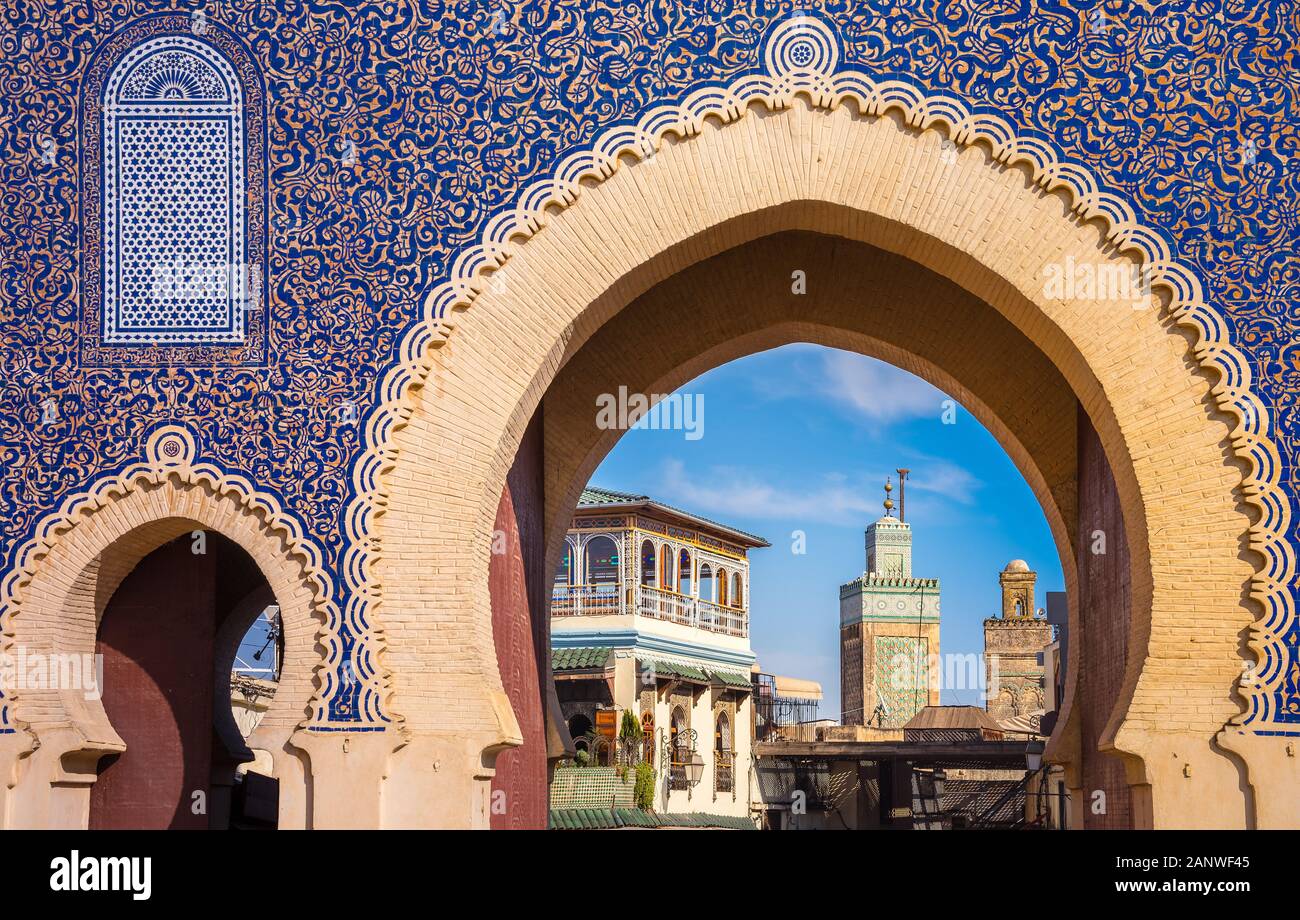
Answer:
0 426 329 829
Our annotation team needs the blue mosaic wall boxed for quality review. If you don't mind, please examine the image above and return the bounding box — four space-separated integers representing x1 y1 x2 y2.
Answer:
1 1 1297 730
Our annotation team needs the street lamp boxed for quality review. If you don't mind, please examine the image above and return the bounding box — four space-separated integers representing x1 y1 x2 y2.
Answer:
685 750 705 786
1025 739 1044 772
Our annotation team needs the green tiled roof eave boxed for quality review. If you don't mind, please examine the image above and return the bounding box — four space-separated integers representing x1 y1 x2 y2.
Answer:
579 486 648 505
552 646 612 671
639 660 751 687
577 486 768 547
550 808 757 830
660 813 758 830
710 669 753 688
640 658 710 682
676 664 709 682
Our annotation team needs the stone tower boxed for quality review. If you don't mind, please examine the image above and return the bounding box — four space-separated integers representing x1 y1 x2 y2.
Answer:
840 479 940 728
983 560 1053 723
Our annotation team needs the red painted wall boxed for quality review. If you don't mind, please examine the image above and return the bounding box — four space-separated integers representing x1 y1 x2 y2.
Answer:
90 533 266 829
1075 408 1134 829
91 535 217 829
488 409 549 829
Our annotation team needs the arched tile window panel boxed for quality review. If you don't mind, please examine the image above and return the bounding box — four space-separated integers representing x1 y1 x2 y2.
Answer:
81 17 268 366
104 36 243 345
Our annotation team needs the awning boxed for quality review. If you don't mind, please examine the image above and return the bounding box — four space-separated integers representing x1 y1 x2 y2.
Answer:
710 669 753 689
639 658 710 683
773 675 823 701
552 646 612 671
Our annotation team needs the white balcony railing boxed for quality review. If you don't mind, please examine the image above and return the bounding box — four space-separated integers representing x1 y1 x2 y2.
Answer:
636 583 696 627
550 583 622 617
697 599 747 638
551 582 748 638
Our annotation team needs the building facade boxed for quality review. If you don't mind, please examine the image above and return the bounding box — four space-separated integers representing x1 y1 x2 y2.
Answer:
984 561 1054 724
840 488 941 728
550 488 765 819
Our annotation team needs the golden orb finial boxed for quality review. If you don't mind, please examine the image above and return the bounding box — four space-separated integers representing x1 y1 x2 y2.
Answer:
883 476 894 515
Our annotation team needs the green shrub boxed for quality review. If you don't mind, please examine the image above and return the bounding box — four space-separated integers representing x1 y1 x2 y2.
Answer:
619 709 643 741
633 761 656 810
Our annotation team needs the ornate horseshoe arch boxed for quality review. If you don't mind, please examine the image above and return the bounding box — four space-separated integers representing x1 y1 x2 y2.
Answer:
0 424 332 827
342 12 1293 763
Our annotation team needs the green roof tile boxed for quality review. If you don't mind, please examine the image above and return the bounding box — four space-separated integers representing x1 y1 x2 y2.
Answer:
552 646 611 671
579 487 647 505
550 808 756 830
710 669 753 689
639 658 710 683
577 486 768 547
662 812 758 830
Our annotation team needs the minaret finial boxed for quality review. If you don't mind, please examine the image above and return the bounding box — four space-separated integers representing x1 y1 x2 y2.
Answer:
883 476 894 516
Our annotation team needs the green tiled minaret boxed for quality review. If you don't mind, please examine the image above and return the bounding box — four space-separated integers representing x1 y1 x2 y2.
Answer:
840 477 941 728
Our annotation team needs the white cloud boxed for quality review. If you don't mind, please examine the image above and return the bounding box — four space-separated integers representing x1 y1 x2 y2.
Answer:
659 459 877 525
901 458 980 506
818 350 949 424
654 452 980 526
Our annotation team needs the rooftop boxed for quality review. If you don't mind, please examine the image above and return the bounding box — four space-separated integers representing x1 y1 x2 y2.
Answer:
903 705 1003 733
551 646 612 671
550 808 756 830
772 675 823 701
577 486 770 548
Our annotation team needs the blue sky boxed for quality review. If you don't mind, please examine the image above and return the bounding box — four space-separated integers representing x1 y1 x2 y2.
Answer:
587 343 1064 719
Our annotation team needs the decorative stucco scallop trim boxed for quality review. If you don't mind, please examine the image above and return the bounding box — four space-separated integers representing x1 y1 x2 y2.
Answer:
0 424 336 735
341 15 1294 735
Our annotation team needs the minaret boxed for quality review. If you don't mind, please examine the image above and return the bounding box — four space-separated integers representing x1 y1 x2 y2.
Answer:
983 560 1053 724
865 477 912 579
840 475 941 728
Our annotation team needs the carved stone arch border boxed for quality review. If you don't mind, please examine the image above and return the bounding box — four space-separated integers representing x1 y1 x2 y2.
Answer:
345 15 1295 751
0 424 331 828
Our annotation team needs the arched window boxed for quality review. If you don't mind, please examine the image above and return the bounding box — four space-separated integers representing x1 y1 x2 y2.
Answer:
669 705 690 790
640 540 656 585
641 710 655 766
717 568 728 606
1024 688 1044 714
698 563 713 601
583 536 619 585
659 543 673 589
670 706 687 751
554 544 574 588
678 548 692 596
102 35 247 345
715 712 732 752
715 711 734 793
732 572 744 608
